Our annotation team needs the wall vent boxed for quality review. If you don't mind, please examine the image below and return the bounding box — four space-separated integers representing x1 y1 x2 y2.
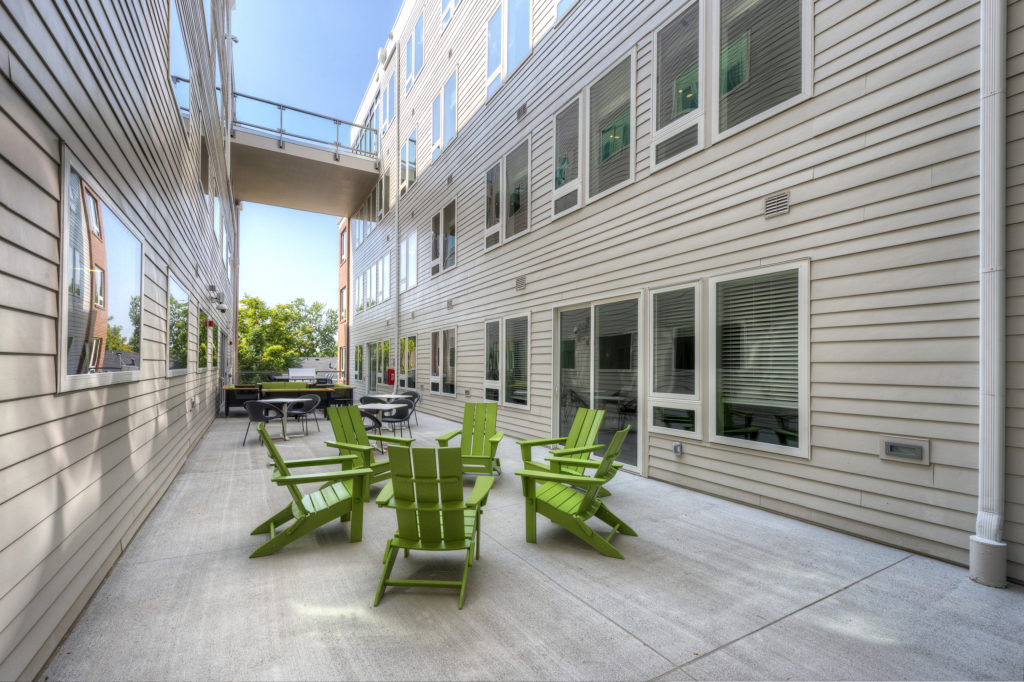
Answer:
515 275 527 291
447 173 454 185
516 103 528 122
764 192 790 218
446 299 454 310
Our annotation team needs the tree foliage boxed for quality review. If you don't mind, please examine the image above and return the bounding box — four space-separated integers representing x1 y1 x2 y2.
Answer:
237 295 337 372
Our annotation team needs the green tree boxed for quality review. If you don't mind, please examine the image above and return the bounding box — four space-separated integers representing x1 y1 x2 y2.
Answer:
105 317 131 352
128 295 141 353
237 294 337 372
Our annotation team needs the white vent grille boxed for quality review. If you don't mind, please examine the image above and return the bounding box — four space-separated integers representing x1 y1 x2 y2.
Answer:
764 192 790 218
516 103 528 122
446 299 454 310
515 275 527 291
447 174 454 185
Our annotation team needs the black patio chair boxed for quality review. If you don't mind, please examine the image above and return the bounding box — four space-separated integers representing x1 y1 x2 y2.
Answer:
288 394 321 435
381 397 414 438
400 389 422 425
242 400 284 446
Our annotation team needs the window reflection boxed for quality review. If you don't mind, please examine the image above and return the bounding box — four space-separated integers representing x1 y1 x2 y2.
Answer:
167 275 189 374
65 170 142 376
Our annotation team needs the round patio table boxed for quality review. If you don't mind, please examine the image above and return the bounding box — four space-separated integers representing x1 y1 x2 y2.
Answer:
263 397 307 440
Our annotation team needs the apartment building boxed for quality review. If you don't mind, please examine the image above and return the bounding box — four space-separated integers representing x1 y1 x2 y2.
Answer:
346 0 1022 585
338 217 351 382
0 0 238 678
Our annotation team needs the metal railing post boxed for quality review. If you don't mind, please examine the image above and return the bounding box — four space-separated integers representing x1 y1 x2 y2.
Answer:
277 105 285 148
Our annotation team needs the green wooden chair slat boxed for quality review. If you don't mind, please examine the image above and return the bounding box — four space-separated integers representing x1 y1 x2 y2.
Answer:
516 408 616 495
249 423 371 558
437 402 504 475
375 445 494 609
515 426 636 559
325 405 413 497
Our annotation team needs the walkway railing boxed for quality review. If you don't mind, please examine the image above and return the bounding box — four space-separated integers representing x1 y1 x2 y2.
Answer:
237 370 346 384
171 77 379 160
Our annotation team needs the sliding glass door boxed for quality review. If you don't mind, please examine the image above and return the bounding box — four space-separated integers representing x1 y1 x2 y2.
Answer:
557 298 640 468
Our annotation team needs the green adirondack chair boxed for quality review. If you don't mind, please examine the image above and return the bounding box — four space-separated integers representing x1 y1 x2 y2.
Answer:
249 422 372 558
515 426 636 559
324 405 413 497
437 402 504 475
516 407 617 496
374 445 495 609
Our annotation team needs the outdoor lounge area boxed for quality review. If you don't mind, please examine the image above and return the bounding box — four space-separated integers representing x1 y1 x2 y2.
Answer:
41 412 1024 681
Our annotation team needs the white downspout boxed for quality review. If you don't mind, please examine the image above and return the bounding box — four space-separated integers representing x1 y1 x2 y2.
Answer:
970 0 1007 588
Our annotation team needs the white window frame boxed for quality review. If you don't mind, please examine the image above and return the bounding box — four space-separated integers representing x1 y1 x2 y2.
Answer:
553 0 577 23
710 0 813 142
58 147 147 393
440 0 460 29
399 232 418 292
431 199 457 275
651 1 705 173
432 70 458 160
584 50 636 205
647 281 701 441
399 335 417 388
340 286 347 321
707 261 809 458
551 97 583 218
429 328 457 396
484 136 531 250
485 0 533 99
484 314 530 409
405 13 424 92
401 130 417 194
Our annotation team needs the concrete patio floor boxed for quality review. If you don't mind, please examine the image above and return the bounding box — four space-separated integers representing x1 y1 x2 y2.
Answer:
41 411 1024 681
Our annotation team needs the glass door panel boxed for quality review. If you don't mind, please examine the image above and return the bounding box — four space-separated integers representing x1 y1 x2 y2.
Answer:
595 299 639 466
368 343 378 393
558 307 592 436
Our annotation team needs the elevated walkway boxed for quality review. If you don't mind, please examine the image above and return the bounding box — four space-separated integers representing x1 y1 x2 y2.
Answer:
229 91 378 217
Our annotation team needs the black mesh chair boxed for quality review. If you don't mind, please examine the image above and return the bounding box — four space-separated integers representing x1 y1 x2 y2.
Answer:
400 389 422 425
242 400 284 446
381 398 414 438
288 394 321 435
359 395 378 405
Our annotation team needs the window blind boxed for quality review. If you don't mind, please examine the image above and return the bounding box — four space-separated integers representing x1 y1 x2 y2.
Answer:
505 316 528 405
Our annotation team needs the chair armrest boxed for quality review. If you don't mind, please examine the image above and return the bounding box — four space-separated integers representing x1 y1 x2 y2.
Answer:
488 431 504 445
517 436 567 463
436 428 462 446
550 443 604 457
283 455 360 467
516 437 568 447
466 476 495 508
545 456 601 468
375 481 395 507
367 434 415 446
272 468 373 486
324 441 374 454
514 469 605 487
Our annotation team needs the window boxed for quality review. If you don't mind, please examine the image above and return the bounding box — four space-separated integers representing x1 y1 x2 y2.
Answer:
441 0 459 28
168 0 190 119
340 287 347 320
401 131 417 193
405 13 423 92
354 345 363 381
93 267 105 308
386 72 396 130
649 283 699 437
377 171 392 218
487 0 532 98
485 316 529 406
400 336 417 388
484 139 530 249
432 72 458 160
711 264 806 455
341 228 348 261
198 309 209 370
552 99 581 215
338 346 347 377
400 232 418 291
715 0 808 135
431 200 456 275
60 155 143 389
653 2 702 168
211 320 219 368
430 328 456 395
556 0 576 19
588 54 634 199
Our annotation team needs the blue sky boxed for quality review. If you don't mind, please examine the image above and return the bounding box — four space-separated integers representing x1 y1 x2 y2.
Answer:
233 0 403 311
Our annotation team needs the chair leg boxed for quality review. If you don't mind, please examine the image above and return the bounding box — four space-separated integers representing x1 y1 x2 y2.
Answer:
242 420 252 446
313 412 320 432
525 498 537 544
375 541 398 606
594 503 637 537
458 547 472 609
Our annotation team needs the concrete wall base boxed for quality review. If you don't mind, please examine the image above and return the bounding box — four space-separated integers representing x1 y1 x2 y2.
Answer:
969 535 1008 587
